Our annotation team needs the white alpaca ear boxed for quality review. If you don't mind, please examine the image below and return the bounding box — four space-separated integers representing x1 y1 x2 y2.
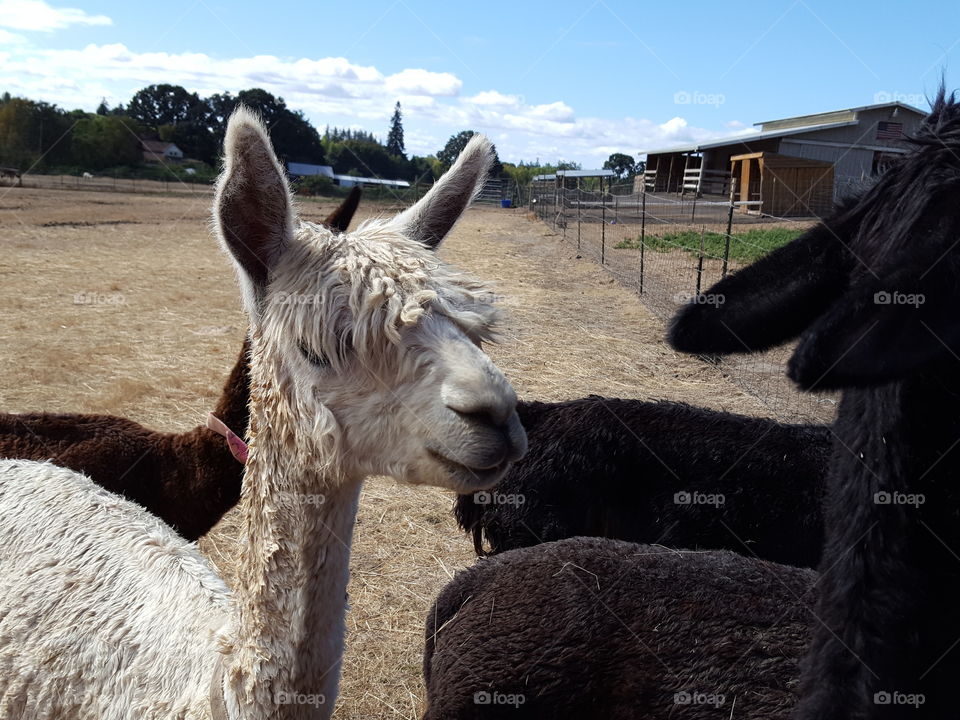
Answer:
393 134 494 249
214 106 294 292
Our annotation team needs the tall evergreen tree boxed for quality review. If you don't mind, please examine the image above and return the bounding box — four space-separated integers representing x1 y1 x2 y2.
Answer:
386 101 405 157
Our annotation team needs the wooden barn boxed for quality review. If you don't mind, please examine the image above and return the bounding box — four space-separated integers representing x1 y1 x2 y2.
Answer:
729 152 834 217
639 100 925 217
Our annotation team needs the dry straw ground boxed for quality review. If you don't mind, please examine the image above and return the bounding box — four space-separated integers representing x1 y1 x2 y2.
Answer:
0 186 772 719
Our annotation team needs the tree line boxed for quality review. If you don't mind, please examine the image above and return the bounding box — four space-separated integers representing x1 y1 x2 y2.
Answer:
0 84 641 186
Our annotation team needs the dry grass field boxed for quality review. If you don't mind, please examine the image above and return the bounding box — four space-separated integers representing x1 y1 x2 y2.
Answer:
0 185 772 719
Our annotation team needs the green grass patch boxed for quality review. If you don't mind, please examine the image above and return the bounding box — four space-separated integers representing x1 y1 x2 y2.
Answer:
614 227 803 263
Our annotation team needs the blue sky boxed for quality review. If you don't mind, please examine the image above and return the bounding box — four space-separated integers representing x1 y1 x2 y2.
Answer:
2 0 959 166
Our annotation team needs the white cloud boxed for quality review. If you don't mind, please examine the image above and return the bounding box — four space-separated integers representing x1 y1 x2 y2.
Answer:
465 90 523 107
525 101 575 122
384 68 461 97
0 41 738 166
0 28 27 43
0 0 111 31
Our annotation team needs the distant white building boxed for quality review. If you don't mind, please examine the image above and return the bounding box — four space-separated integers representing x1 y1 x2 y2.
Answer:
334 174 410 189
287 162 335 179
141 140 183 164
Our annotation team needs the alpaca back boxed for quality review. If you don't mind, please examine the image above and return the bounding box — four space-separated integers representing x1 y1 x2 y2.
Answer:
456 396 829 566
0 460 231 720
424 537 815 720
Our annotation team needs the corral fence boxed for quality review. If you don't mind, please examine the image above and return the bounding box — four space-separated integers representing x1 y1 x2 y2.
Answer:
6 172 214 196
528 178 838 423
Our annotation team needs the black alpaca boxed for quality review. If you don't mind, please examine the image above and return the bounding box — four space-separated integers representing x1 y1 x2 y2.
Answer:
670 90 960 718
423 537 816 720
454 396 830 567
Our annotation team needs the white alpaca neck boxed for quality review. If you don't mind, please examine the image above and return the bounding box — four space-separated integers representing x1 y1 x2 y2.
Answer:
225 345 361 720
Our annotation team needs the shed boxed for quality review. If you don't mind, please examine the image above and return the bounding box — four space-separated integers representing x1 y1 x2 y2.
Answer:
729 151 834 217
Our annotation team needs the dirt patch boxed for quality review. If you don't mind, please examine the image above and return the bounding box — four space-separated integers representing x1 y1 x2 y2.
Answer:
0 188 776 719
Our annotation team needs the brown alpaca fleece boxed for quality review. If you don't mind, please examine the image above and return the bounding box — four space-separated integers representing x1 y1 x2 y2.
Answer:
0 188 361 540
423 537 815 720
0 339 251 540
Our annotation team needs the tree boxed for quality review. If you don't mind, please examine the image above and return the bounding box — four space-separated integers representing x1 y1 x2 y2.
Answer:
127 84 201 128
71 115 141 170
603 152 637 180
0 97 74 170
96 99 109 116
437 130 502 176
233 88 325 165
127 84 216 163
386 101 404 157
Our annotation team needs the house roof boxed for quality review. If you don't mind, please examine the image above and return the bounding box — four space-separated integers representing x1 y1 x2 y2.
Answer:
640 120 859 157
333 174 410 188
288 162 335 178
141 140 179 153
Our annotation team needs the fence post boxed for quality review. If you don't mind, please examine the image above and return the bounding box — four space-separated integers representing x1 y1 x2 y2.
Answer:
639 188 646 293
695 226 705 296
553 177 559 231
722 178 737 278
561 182 567 240
576 178 582 251
600 176 606 264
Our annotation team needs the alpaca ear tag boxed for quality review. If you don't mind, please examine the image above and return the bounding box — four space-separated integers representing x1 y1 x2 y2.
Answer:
206 413 249 464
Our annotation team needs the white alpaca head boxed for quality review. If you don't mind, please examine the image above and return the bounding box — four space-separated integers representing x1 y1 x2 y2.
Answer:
214 108 526 493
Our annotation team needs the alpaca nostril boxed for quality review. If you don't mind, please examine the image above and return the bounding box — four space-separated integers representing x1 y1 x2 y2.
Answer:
452 407 509 435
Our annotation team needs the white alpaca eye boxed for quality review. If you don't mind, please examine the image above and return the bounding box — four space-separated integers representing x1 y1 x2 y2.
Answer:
298 341 329 368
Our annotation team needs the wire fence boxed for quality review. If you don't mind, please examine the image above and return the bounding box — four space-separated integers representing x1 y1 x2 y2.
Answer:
529 179 839 423
4 172 214 195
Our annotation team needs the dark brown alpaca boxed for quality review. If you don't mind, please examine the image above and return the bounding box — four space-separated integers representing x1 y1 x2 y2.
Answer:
0 188 361 540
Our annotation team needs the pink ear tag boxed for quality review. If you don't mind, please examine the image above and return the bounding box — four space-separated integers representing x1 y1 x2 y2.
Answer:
207 413 249 464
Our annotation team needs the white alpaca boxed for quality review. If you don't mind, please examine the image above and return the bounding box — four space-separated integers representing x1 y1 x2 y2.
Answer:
0 108 526 720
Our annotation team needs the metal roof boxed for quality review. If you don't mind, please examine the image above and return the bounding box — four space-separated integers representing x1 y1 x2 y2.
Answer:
639 120 858 157
334 174 410 188
754 101 926 127
288 162 334 178
556 168 616 178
